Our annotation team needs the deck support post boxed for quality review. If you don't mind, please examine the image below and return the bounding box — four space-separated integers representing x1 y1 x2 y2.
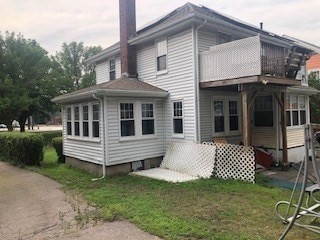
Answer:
242 90 250 147
280 92 288 166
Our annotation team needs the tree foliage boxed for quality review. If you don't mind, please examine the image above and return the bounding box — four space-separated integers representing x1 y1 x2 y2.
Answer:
54 42 102 89
309 72 320 123
0 31 51 131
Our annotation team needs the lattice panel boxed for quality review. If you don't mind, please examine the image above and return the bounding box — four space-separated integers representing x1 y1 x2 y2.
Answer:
200 35 261 82
160 142 216 178
203 142 255 183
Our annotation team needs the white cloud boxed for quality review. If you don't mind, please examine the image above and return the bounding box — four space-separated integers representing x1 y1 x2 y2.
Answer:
0 0 319 55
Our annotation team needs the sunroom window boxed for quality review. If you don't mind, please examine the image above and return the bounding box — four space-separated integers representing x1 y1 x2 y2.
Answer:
141 103 155 135
120 103 135 137
173 101 183 134
286 94 306 127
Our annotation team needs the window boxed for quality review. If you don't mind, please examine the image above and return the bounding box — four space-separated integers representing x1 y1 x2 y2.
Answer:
229 101 239 131
67 107 72 135
120 103 135 137
109 59 115 80
74 106 80 136
141 103 154 135
83 105 89 137
254 95 273 127
92 104 100 137
286 94 306 127
65 103 100 140
214 101 224 133
173 101 183 134
157 40 167 72
212 99 240 135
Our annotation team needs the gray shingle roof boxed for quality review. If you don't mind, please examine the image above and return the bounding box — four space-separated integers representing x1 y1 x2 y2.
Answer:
52 76 168 104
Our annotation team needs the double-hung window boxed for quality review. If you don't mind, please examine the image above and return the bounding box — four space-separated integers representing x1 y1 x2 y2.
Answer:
74 106 80 136
109 59 115 80
173 101 183 134
83 105 89 137
157 40 167 72
212 98 240 135
254 95 273 127
286 94 306 127
141 103 155 135
120 103 135 137
92 104 100 137
67 107 72 136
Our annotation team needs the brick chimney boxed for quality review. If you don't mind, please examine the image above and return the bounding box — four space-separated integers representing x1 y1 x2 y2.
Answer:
119 0 137 77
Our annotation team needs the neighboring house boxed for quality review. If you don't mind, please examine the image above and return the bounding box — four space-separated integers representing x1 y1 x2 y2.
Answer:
307 54 320 79
53 0 320 176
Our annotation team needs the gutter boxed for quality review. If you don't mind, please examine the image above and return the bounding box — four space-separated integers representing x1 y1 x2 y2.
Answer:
92 93 107 180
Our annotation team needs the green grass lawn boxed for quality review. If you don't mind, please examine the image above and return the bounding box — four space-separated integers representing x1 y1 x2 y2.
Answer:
31 148 320 240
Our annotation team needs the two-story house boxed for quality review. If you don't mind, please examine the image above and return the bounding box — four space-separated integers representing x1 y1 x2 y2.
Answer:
53 0 320 176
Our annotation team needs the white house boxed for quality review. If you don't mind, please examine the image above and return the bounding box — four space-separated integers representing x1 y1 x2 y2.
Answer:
53 0 320 176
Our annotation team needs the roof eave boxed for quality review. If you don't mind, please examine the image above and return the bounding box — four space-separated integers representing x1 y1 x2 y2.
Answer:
287 86 320 95
97 89 169 98
85 45 120 64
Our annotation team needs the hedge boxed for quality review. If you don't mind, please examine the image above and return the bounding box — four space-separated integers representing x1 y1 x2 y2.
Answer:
0 132 44 165
52 137 64 163
36 130 62 146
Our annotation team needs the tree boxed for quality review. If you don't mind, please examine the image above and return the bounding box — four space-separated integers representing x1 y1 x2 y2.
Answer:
54 42 102 90
309 72 320 123
0 31 51 131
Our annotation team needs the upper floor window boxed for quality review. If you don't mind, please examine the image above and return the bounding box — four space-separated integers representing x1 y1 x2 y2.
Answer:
110 59 116 80
173 101 183 135
254 95 273 127
286 95 306 127
157 39 167 72
217 32 232 44
212 98 240 135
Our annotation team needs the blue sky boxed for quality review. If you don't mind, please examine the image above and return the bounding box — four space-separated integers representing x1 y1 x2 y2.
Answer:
1 0 319 55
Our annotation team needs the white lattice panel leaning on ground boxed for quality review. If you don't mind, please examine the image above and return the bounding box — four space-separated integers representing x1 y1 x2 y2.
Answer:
203 142 255 183
131 142 217 182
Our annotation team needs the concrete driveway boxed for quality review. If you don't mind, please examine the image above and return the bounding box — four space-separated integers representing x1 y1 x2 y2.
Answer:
0 162 161 240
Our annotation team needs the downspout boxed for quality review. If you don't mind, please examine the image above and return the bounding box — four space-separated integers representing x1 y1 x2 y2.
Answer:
92 93 106 180
194 19 207 143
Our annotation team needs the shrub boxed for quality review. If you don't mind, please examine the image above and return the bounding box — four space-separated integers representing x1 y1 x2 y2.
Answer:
52 137 64 163
0 132 44 166
38 130 62 146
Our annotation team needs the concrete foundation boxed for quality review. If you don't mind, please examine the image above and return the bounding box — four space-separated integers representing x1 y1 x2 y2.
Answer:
269 146 305 164
65 156 163 176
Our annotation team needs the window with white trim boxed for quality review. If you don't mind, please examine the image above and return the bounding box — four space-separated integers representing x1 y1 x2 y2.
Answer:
66 107 72 135
141 103 154 135
120 103 135 137
173 101 183 134
109 59 115 80
156 40 167 72
83 105 89 137
65 103 100 140
92 104 100 137
254 95 273 127
286 94 306 127
212 99 240 135
74 106 80 136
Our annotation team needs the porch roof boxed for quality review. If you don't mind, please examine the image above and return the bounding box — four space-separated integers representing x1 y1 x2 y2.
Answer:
52 76 169 104
287 85 320 95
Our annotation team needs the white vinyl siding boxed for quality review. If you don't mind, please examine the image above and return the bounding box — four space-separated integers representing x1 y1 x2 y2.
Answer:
96 61 109 84
96 57 121 84
198 30 217 52
137 29 196 143
106 97 164 165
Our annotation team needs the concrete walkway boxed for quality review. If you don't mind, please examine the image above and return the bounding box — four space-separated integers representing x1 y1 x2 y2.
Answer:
0 162 161 240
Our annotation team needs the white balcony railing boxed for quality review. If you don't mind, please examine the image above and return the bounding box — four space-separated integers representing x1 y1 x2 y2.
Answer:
200 35 262 82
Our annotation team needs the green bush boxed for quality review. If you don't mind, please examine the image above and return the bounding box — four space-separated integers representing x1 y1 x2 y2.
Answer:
0 132 44 165
52 137 64 163
38 130 62 146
